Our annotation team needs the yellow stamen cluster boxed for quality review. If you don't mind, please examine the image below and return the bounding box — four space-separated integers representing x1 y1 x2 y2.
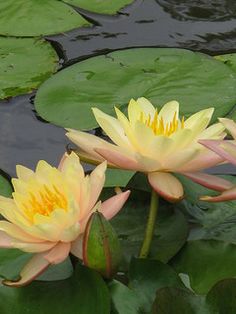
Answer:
23 184 68 221
139 110 184 136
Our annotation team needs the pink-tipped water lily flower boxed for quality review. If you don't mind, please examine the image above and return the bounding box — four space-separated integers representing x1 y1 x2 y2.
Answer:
0 152 130 287
66 97 226 202
186 118 236 202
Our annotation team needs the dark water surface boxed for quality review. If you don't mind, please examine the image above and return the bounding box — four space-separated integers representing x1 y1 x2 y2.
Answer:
1 0 236 177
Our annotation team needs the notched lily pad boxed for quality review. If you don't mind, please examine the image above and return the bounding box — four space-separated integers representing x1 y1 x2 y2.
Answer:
0 37 58 100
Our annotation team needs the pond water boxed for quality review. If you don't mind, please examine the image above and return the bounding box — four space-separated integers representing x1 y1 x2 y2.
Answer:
1 0 236 177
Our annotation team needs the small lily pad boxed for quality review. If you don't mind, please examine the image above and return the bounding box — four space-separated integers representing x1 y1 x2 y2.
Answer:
0 0 90 37
0 37 58 100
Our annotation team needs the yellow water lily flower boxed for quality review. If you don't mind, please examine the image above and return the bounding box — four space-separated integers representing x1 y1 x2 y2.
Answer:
0 152 130 286
66 98 226 202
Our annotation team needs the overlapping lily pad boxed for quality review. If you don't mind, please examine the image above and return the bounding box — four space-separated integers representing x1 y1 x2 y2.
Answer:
35 48 236 130
0 37 58 100
108 190 188 266
0 172 12 197
63 0 135 14
0 0 90 37
0 264 110 314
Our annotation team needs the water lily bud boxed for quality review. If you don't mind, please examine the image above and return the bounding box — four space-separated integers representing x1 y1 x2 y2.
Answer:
83 211 122 278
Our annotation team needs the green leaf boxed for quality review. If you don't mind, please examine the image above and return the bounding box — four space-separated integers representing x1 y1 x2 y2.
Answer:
104 168 135 187
109 280 142 314
0 249 32 281
129 258 185 313
0 264 110 314
153 279 236 314
0 37 58 100
171 240 236 294
110 190 188 266
215 53 236 73
177 174 236 243
0 173 12 197
63 0 134 14
35 48 236 130
0 0 90 37
37 258 73 281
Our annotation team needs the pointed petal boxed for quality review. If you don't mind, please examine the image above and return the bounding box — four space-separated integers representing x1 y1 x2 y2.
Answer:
197 122 225 140
66 129 110 160
12 241 57 253
201 187 236 202
95 147 140 170
182 172 234 191
71 234 83 259
92 108 131 148
219 118 236 139
148 172 184 202
100 190 130 220
0 231 14 248
3 252 50 287
177 150 223 172
185 108 214 130
0 221 45 243
159 101 179 123
200 140 236 165
127 99 142 125
136 97 156 118
86 161 107 212
44 242 71 264
16 165 34 182
60 151 84 179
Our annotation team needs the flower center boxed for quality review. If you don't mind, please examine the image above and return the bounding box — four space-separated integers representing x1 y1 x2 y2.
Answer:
139 110 185 136
23 184 68 221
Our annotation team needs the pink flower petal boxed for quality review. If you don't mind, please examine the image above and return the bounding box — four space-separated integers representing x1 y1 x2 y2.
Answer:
182 172 234 192
0 231 14 248
199 140 236 166
3 252 50 287
100 190 131 220
44 242 71 264
201 187 236 202
177 150 223 172
148 172 184 202
95 147 140 170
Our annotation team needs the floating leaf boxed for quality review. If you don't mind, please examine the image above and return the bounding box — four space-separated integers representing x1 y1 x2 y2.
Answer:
104 168 135 187
153 279 236 314
0 38 58 100
171 240 236 294
110 190 188 266
0 0 90 37
63 0 135 14
215 53 236 73
129 258 184 313
35 48 236 130
0 172 12 197
0 264 110 314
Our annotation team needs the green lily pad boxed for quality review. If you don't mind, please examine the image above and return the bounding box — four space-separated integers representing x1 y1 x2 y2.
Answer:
0 0 90 37
215 53 236 73
177 174 236 243
171 240 236 295
0 264 110 314
0 173 12 197
109 190 188 266
35 48 236 130
153 279 236 314
0 37 58 100
63 0 134 14
104 168 135 187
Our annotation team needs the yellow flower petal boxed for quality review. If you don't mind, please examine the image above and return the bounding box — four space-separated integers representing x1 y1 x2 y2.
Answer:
159 100 179 124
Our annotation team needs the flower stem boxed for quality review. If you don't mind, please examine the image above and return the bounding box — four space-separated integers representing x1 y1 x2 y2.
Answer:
139 189 159 258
